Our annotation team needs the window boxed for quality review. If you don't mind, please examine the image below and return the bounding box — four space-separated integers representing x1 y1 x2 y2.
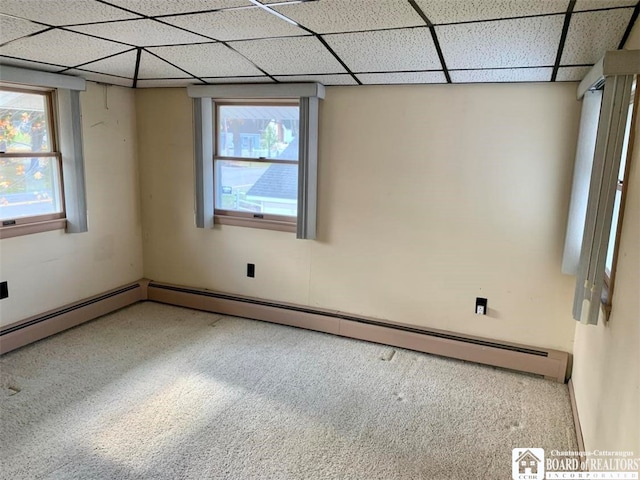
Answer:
0 87 65 228
603 84 637 309
214 101 300 231
566 50 638 326
189 83 323 239
0 66 87 239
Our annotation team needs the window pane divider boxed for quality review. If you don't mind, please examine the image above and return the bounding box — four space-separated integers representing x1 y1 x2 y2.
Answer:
214 156 297 165
0 152 59 158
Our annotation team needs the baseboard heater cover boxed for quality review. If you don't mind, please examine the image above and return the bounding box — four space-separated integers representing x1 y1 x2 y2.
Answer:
147 281 570 383
0 280 148 355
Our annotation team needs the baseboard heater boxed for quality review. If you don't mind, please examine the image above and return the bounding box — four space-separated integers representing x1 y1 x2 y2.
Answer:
0 280 148 355
148 281 570 383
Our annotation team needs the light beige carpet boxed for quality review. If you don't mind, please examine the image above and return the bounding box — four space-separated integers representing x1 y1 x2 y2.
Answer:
0 302 577 479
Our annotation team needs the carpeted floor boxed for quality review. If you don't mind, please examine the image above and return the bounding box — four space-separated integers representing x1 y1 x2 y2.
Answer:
0 302 577 479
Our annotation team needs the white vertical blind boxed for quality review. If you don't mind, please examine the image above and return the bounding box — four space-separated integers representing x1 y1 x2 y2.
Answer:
193 98 214 229
562 90 603 274
573 74 634 325
58 89 88 233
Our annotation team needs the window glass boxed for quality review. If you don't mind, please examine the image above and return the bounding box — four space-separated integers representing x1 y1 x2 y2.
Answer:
217 105 299 161
0 157 63 220
1 88 62 222
0 90 52 153
215 160 298 217
605 189 622 277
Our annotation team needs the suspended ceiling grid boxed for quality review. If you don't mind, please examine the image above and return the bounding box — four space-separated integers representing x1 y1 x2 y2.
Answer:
0 0 638 87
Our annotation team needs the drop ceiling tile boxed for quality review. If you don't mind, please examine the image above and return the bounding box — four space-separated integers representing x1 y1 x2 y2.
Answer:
272 0 424 34
136 78 201 88
556 66 591 81
574 0 637 11
148 43 264 77
275 74 357 85
162 8 307 41
0 16 46 45
451 67 553 83
68 19 210 46
0 29 129 67
560 8 634 64
0 56 65 72
357 71 447 84
105 0 251 16
412 0 568 24
75 49 138 77
66 69 133 87
203 76 274 83
0 0 139 26
229 36 346 75
437 16 564 69
138 51 197 78
324 28 441 73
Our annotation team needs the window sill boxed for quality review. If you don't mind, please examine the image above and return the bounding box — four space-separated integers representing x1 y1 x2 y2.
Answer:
0 218 67 239
214 214 296 233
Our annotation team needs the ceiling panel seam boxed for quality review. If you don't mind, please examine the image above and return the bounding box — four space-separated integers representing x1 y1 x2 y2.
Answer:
551 0 577 82
142 48 206 84
70 68 132 80
94 0 150 20
56 47 137 74
132 47 142 88
218 43 279 83
0 26 54 48
619 1 640 48
245 0 361 85
137 16 281 82
59 26 138 48
0 54 67 70
406 0 451 83
95 0 275 85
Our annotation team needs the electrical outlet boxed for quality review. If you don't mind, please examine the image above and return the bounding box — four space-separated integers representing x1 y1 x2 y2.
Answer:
475 297 487 315
0 281 8 299
247 263 255 278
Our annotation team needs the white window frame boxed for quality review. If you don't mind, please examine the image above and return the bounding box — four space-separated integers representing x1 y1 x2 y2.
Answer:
0 66 87 239
213 99 300 233
188 83 323 239
602 85 636 311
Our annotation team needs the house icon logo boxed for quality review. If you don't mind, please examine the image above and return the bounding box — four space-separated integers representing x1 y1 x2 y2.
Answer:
512 448 545 480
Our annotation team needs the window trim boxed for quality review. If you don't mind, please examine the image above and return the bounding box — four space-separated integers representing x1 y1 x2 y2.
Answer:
213 99 300 231
0 66 86 239
189 83 323 239
601 87 638 316
570 50 639 326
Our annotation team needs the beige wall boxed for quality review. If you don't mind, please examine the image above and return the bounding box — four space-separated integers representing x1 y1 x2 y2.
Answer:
137 82 579 351
0 82 143 326
571 27 640 453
